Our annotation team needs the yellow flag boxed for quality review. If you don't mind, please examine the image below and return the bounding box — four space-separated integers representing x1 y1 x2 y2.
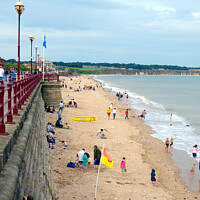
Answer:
101 148 113 168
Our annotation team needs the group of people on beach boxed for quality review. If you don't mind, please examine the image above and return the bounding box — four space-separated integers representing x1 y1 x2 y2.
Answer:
76 145 101 173
77 145 127 176
165 137 176 153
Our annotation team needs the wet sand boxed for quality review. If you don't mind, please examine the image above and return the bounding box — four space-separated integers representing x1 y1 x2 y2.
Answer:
46 75 200 200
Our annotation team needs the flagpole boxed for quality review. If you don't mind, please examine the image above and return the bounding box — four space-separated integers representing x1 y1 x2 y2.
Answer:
43 45 45 81
94 144 105 200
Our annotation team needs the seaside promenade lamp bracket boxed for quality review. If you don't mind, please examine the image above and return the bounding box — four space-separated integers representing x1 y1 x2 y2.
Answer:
29 35 34 42
15 1 25 14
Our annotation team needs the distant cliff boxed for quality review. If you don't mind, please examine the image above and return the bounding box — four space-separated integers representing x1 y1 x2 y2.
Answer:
65 67 200 75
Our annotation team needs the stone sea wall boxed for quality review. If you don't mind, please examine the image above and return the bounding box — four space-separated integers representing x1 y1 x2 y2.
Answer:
0 84 55 200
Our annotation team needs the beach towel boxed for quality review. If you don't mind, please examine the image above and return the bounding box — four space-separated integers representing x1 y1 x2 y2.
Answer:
67 162 75 168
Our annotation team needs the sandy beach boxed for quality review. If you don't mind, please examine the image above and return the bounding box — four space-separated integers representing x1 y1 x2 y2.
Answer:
46 75 200 200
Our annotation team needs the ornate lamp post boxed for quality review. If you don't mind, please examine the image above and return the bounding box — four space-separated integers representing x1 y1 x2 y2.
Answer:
15 1 25 80
37 53 40 71
28 35 34 74
35 46 38 72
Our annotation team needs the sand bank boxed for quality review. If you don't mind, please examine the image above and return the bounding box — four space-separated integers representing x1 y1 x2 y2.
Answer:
46 75 199 200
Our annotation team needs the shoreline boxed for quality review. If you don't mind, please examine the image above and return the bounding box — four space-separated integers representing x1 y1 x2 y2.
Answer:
48 75 199 199
94 74 200 193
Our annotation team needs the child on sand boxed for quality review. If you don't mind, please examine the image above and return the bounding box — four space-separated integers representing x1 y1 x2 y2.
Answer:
61 141 67 149
151 169 156 183
125 109 129 119
120 157 126 176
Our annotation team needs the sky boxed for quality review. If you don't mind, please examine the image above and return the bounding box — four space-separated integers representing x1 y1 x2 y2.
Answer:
1 0 200 67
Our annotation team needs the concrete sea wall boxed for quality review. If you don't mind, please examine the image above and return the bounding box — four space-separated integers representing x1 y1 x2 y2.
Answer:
0 84 55 200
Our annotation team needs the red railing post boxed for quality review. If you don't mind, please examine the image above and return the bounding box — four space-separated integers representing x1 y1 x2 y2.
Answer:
23 76 28 102
0 84 8 135
5 79 15 124
20 76 25 105
13 78 19 116
48 74 50 82
17 79 23 110
57 74 59 82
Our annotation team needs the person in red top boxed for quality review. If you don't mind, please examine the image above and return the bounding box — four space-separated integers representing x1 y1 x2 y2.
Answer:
125 109 129 119
126 94 129 99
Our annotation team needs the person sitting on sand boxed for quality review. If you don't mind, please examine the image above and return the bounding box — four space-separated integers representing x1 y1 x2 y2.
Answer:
46 106 54 113
61 141 67 148
46 133 55 147
165 137 170 153
47 122 55 133
68 99 72 107
66 123 72 129
97 128 108 139
55 120 63 128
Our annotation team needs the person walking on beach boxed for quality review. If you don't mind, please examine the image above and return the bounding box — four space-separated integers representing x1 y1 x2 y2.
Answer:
110 103 113 110
107 107 112 119
170 114 172 126
169 137 176 154
192 145 199 165
165 138 170 152
93 145 101 172
59 101 64 113
113 108 116 119
125 109 129 119
120 157 126 176
57 111 62 120
142 110 147 119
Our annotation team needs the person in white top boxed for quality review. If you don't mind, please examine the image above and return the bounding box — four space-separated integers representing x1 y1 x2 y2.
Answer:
59 101 64 112
0 65 4 84
113 108 116 119
78 149 85 168
192 145 199 165
110 103 113 110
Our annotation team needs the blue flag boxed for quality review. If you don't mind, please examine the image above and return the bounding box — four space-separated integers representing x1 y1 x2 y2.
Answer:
43 35 47 48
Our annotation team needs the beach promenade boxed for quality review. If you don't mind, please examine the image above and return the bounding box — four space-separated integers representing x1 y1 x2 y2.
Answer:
47 75 199 200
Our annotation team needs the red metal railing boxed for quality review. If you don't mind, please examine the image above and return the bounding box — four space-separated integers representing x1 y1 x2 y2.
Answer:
0 74 42 135
44 73 59 82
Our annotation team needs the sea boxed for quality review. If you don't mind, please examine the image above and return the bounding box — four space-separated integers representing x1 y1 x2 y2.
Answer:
94 75 200 158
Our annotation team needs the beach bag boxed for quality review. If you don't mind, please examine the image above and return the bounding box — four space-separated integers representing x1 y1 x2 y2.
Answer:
67 162 75 168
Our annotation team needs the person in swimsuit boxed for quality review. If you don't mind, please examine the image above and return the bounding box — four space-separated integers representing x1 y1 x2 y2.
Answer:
169 137 176 154
165 137 170 153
